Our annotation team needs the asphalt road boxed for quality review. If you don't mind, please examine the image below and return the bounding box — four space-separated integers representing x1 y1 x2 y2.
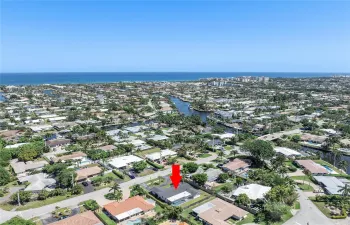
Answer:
283 189 335 225
0 153 218 223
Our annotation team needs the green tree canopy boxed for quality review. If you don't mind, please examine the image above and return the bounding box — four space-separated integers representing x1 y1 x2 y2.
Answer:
241 140 275 164
192 173 208 186
0 167 11 186
132 161 147 173
183 162 199 173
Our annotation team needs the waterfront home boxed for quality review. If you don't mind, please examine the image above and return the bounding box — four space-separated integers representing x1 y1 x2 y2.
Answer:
18 173 56 193
192 198 248 224
301 133 327 145
48 210 103 225
294 160 328 175
232 184 271 200
76 166 103 182
150 183 200 206
313 176 345 195
222 158 251 176
108 155 143 169
104 196 155 223
274 147 302 158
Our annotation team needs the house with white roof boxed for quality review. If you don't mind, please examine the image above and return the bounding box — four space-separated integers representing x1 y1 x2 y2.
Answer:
18 173 56 193
5 142 29 149
108 155 143 169
146 149 177 162
232 184 271 200
274 147 302 158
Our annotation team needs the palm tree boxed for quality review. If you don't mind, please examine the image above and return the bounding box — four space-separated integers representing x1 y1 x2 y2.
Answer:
338 160 348 174
109 182 121 195
339 184 349 197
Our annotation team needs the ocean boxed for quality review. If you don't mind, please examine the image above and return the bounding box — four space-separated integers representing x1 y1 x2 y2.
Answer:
0 72 337 85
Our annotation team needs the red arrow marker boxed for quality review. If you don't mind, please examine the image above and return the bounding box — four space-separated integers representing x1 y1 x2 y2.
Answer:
170 164 182 189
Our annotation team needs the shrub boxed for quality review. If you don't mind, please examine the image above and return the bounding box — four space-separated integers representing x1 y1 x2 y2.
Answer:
38 190 50 200
112 170 125 179
83 199 99 211
146 160 164 169
71 184 84 195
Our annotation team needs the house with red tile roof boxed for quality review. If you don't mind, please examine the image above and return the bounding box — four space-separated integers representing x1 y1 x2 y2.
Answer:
104 196 155 222
48 211 103 225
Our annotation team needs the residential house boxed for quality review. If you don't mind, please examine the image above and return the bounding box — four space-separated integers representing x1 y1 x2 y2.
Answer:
146 149 177 162
76 166 103 182
104 196 155 223
222 158 251 176
108 155 143 169
313 176 345 195
98 145 116 152
18 173 56 193
274 147 302 158
150 183 200 205
48 211 103 225
232 184 271 200
192 198 248 225
46 139 71 148
294 160 328 175
10 159 48 178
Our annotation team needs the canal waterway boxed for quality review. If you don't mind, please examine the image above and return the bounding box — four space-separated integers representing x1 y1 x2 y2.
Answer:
169 96 211 123
302 146 350 175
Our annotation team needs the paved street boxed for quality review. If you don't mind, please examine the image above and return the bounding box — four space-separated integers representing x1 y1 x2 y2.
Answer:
283 190 335 225
0 153 217 223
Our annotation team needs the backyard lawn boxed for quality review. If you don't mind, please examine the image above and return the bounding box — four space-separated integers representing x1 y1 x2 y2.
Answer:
180 191 213 208
290 175 312 183
198 153 211 158
297 183 314 192
136 148 161 157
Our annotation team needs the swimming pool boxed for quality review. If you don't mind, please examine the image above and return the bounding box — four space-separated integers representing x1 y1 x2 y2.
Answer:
126 218 142 225
322 165 333 173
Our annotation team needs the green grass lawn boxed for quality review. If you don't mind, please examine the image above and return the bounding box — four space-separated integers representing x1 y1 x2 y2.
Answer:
95 212 117 225
290 175 312 183
16 195 73 211
181 195 216 225
233 211 293 225
198 153 212 158
311 201 332 218
136 148 161 157
297 183 314 191
294 201 300 210
235 213 255 225
180 191 212 208
224 145 233 150
138 169 155 177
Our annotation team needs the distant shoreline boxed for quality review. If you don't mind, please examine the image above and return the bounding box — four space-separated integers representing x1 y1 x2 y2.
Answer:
0 72 345 85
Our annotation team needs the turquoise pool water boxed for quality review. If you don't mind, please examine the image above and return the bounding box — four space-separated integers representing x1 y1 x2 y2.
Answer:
126 218 142 225
322 165 333 173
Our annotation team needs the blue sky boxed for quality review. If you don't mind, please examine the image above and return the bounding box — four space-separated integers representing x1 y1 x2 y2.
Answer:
1 1 349 73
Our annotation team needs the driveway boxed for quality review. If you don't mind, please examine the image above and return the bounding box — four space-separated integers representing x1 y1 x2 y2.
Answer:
0 153 218 223
283 189 335 225
0 186 24 203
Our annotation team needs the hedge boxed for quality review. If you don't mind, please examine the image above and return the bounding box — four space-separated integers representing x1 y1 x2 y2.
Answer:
146 160 164 169
94 211 116 225
112 170 124 179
